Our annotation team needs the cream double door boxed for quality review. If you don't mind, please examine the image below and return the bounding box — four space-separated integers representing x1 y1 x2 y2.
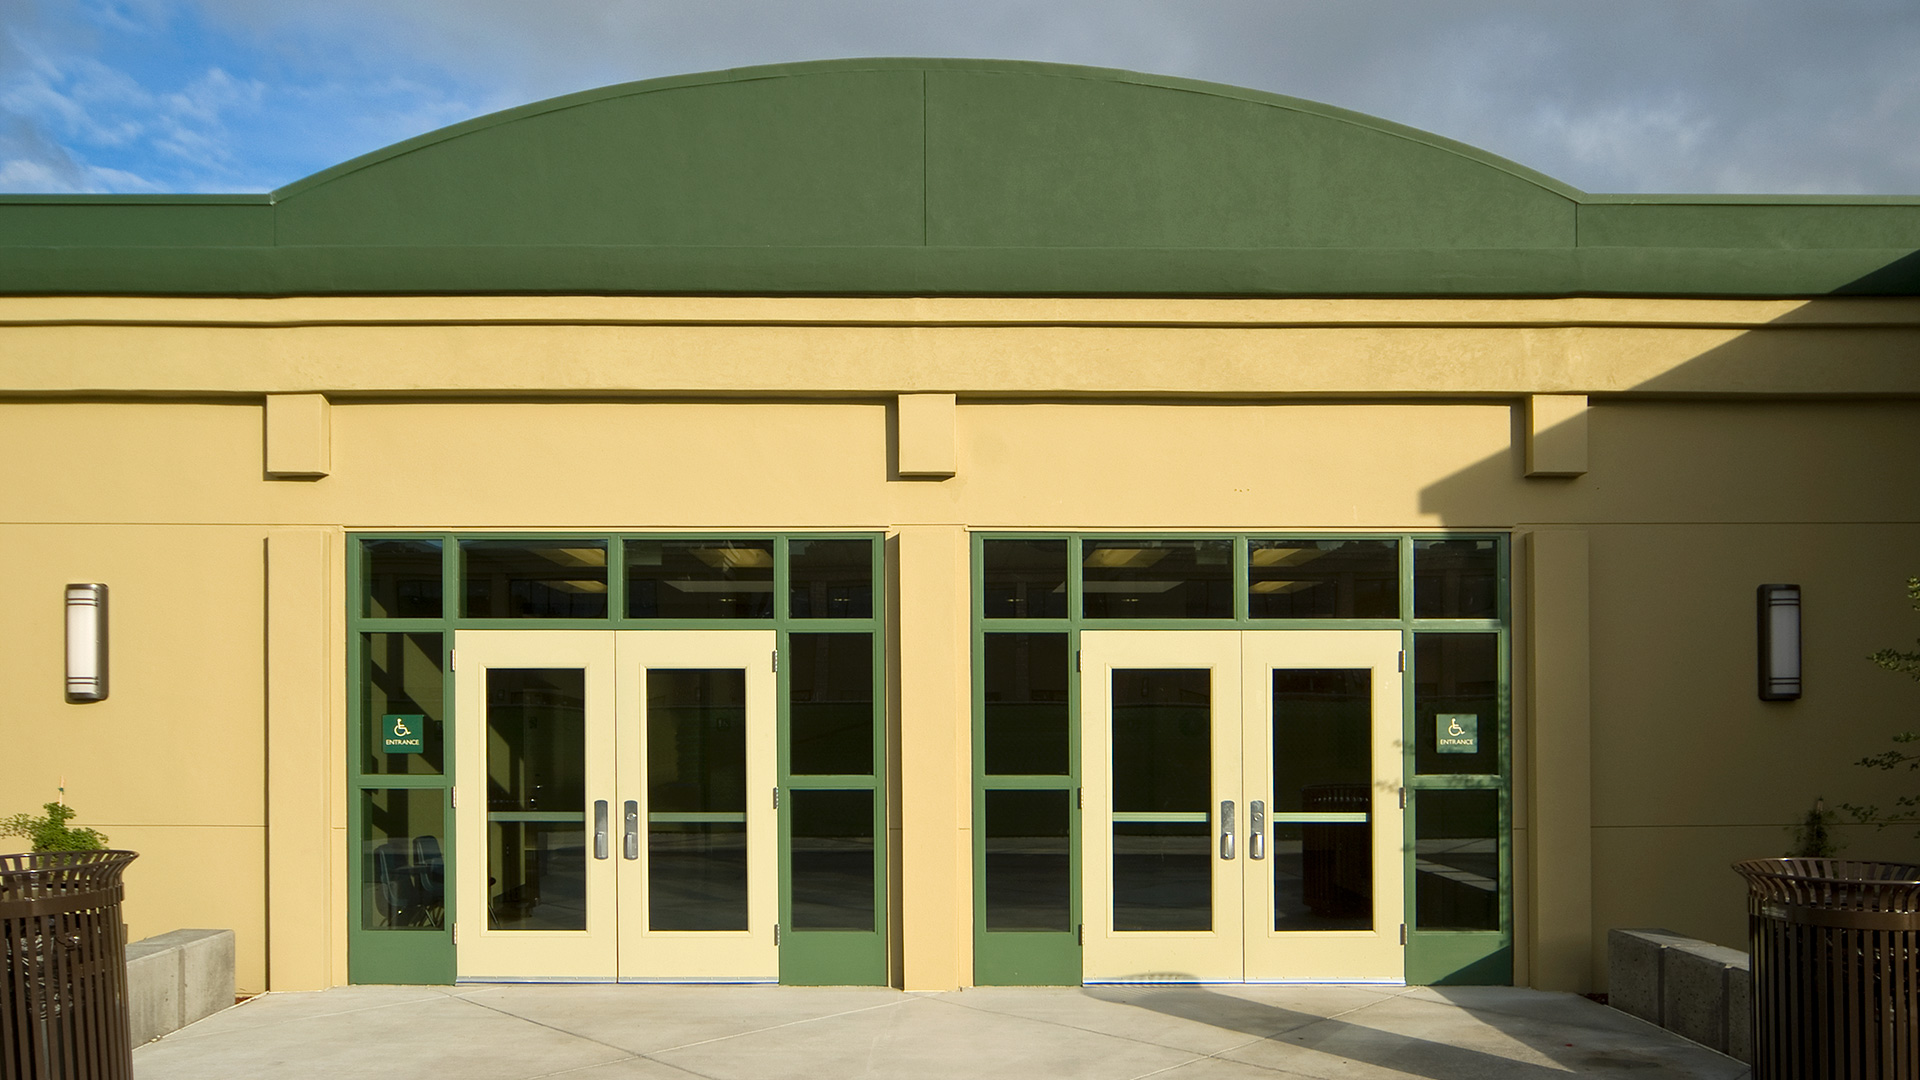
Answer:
1081 630 1405 983
452 630 777 982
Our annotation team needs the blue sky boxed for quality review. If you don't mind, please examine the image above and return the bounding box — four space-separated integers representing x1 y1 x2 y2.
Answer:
4 0 1919 196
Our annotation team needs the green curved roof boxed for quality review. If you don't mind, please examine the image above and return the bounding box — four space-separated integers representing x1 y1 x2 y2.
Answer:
4 58 1919 296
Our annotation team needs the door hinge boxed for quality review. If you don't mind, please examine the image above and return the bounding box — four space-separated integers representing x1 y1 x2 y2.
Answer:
1397 650 1405 673
1077 924 1084 945
773 787 780 810
1077 787 1083 809
774 924 781 945
453 923 460 944
1075 650 1082 673
449 648 457 671
1400 923 1408 946
450 786 457 808
1399 788 1407 810
772 649 779 673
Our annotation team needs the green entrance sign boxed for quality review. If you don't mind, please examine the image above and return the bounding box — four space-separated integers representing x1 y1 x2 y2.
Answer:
382 714 426 754
1437 713 1478 754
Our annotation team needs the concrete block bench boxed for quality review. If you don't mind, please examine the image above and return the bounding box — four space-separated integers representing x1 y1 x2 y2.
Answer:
1607 927 1750 1063
125 929 235 1044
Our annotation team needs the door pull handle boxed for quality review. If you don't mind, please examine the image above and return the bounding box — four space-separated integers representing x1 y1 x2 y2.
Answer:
593 800 609 860
1219 800 1236 860
1249 800 1266 860
623 800 640 860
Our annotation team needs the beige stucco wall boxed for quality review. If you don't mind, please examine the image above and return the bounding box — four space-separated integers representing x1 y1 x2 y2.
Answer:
3 295 1918 993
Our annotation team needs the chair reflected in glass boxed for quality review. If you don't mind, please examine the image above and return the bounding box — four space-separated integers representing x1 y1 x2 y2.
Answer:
372 838 445 928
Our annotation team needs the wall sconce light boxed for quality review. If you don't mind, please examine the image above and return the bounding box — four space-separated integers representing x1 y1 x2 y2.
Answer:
65 583 108 703
1757 584 1801 701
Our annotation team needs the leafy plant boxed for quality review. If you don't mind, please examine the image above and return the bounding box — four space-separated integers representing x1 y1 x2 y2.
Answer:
1789 798 1843 857
1843 577 1920 834
0 801 109 852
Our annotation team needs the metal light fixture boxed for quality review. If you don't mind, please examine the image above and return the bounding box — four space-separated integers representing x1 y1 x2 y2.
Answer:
1757 584 1801 701
65 583 108 703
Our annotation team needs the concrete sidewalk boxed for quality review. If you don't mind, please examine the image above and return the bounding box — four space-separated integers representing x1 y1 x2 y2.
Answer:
133 983 1749 1079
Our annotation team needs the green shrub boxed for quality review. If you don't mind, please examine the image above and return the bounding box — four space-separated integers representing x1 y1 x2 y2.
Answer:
0 801 109 852
1845 577 1920 834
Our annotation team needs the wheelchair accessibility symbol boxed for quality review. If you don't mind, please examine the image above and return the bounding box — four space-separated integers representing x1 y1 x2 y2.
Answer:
383 714 426 754
1436 713 1478 754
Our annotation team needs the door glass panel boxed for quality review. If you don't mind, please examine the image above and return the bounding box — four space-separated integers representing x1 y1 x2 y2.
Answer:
363 539 442 619
1415 789 1500 930
982 633 1069 775
789 790 875 930
1270 669 1373 931
463 541 609 619
485 668 588 930
1248 539 1399 619
788 633 873 775
360 788 445 930
362 632 444 775
982 538 1068 619
1110 668 1212 931
983 790 1071 931
626 540 774 620
1413 539 1498 619
788 539 873 618
647 669 748 931
1083 539 1233 619
1414 633 1499 775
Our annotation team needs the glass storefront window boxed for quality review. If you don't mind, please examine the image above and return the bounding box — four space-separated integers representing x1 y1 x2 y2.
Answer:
362 633 445 775
1082 538 1233 619
1414 539 1498 619
788 633 874 775
462 541 609 619
981 634 1069 775
789 539 873 619
363 539 442 619
982 790 1071 931
789 789 875 931
627 540 774 619
1248 538 1398 619
360 789 445 930
1414 789 1500 931
982 539 1068 619
1413 633 1500 776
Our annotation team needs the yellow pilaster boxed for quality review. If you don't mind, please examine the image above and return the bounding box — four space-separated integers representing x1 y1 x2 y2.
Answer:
894 525 971 990
265 528 337 990
1525 528 1593 992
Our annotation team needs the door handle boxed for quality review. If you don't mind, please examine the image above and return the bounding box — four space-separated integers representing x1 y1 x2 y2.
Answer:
623 800 640 860
594 799 609 860
1249 800 1266 860
1219 800 1235 860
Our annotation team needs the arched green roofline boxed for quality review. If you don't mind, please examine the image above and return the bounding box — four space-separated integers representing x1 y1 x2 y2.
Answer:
270 57 1587 203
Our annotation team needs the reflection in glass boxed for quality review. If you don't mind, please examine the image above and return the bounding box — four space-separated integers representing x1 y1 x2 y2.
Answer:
788 634 873 775
647 669 748 931
984 790 1071 931
789 790 875 930
463 541 609 619
363 633 445 775
1271 669 1372 930
627 540 774 619
789 539 873 619
1414 539 1499 619
486 668 587 931
1415 789 1500 931
1113 822 1211 931
361 789 445 930
1082 539 1233 619
363 539 442 619
1111 670 1210 813
1414 633 1500 776
982 634 1069 775
650 823 747 931
982 539 1068 619
1248 539 1399 619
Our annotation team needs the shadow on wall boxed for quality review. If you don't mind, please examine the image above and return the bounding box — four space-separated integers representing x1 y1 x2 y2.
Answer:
1411 287 1920 971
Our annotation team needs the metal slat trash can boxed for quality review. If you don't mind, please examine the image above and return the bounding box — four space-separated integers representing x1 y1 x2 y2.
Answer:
1 851 138 1080
1735 858 1920 1080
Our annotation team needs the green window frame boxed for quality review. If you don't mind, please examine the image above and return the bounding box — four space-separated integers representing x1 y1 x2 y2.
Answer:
971 533 1512 987
347 532 888 986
